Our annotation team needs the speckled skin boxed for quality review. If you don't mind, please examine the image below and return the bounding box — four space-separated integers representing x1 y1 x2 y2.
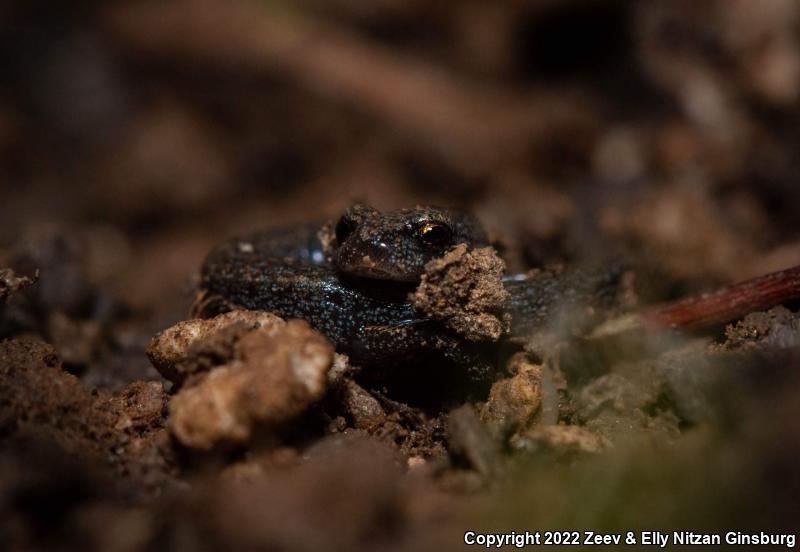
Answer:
334 204 488 281
200 205 624 375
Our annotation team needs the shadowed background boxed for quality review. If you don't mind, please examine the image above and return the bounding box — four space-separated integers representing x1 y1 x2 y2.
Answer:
3 0 800 323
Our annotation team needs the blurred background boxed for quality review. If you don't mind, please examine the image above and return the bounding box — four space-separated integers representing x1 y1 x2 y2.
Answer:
3 0 800 323
2 1 800 548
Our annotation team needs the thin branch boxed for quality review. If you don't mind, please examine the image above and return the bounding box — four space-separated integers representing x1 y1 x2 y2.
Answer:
643 264 800 330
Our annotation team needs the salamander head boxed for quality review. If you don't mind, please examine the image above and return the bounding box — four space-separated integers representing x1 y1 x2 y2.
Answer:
332 204 488 282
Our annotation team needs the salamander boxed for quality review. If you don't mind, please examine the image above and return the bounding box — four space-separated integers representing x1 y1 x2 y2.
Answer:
198 204 624 378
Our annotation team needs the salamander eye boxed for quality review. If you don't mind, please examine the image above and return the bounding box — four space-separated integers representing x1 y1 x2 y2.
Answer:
335 216 357 244
417 222 452 246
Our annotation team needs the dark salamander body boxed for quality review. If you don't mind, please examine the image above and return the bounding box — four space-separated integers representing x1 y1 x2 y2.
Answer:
200 205 624 376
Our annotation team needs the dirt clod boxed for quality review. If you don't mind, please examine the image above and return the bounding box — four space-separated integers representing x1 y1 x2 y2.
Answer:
146 310 284 384
720 306 800 351
338 380 386 430
0 337 174 493
480 353 543 439
168 319 334 449
411 244 510 341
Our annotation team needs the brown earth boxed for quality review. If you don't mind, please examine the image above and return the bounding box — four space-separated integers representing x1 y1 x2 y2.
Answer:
2 1 800 550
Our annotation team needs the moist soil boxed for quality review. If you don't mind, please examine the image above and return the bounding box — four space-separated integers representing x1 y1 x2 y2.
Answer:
2 2 800 550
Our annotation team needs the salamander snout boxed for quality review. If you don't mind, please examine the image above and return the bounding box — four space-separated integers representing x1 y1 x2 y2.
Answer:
334 223 426 282
332 204 487 282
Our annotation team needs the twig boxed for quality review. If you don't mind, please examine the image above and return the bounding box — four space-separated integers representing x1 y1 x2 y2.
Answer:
643 264 800 330
590 264 800 339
